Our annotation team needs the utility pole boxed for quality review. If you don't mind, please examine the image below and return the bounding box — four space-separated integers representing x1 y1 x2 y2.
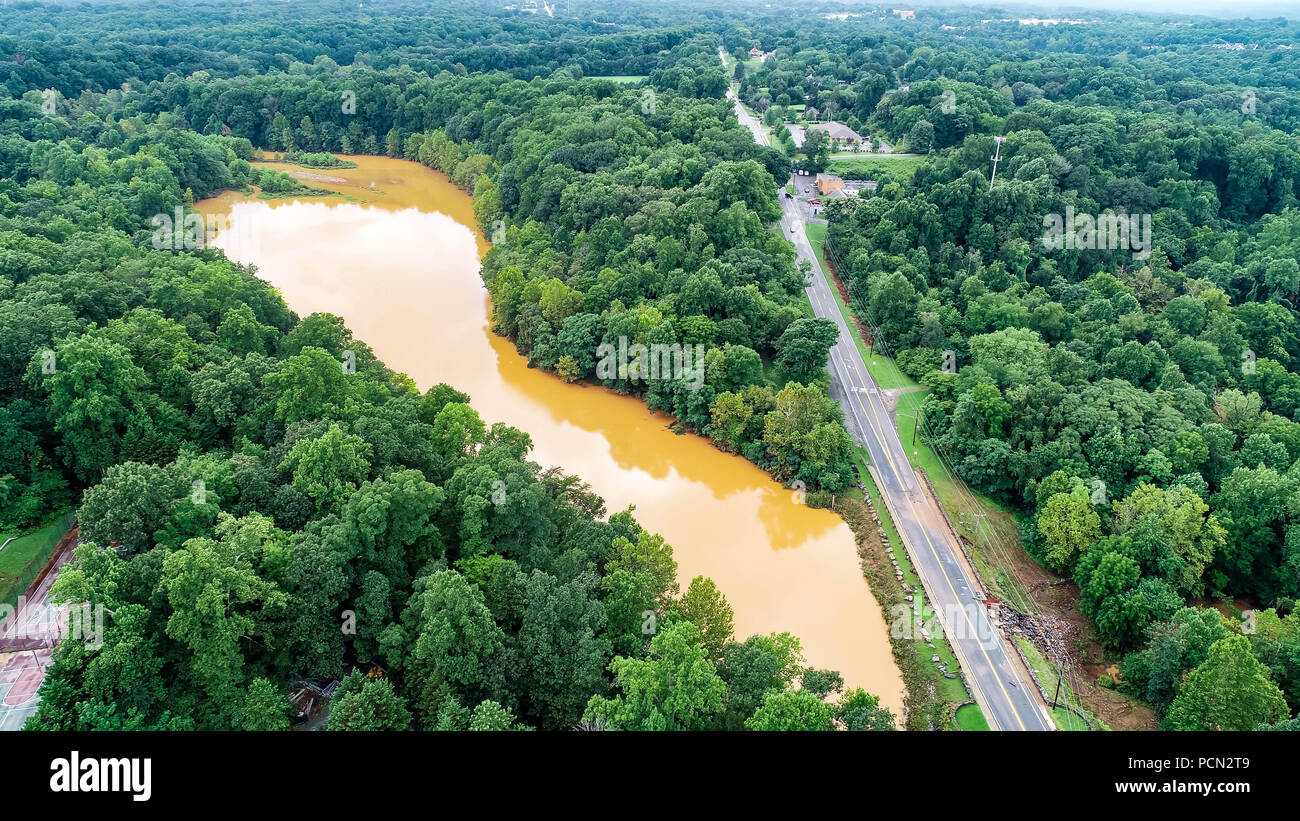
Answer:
912 408 921 446
1051 671 1062 710
988 135 1006 192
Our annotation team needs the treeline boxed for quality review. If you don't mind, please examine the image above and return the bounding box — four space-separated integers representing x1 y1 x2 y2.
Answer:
826 117 1300 641
0 0 699 95
405 73 852 493
1114 606 1296 730
12 0 1298 730
737 26 1300 152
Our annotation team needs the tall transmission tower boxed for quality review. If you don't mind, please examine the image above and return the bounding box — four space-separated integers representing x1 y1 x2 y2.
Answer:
988 135 1006 192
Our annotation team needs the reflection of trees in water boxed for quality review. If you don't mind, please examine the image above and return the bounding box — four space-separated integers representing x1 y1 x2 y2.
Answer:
484 331 843 550
755 484 846 551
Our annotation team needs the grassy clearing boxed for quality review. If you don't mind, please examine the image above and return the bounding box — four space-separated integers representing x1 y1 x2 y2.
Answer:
0 511 73 606
954 703 990 731
1013 636 1108 731
827 155 924 180
0 524 57 578
591 75 647 84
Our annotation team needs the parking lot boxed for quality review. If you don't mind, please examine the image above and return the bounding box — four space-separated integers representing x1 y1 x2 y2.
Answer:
785 173 874 221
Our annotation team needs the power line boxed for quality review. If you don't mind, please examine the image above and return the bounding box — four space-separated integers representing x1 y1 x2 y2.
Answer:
823 233 1044 619
831 240 1038 611
822 222 1091 729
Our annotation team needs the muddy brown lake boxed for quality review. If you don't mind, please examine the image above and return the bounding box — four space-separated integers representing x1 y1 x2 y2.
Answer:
200 155 905 714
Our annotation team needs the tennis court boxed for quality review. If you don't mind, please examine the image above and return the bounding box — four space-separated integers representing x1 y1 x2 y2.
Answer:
0 649 50 730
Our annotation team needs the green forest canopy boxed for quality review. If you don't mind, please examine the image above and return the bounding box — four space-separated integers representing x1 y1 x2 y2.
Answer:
2 0 1299 731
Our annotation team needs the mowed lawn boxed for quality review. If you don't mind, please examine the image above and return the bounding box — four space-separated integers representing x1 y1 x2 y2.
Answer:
0 525 58 577
0 521 61 602
955 703 990 731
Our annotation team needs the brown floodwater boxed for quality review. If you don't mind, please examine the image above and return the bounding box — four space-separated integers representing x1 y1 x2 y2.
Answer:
199 155 904 714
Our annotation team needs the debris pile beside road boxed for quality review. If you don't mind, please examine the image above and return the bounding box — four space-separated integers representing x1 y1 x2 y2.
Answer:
987 602 1073 667
855 478 912 590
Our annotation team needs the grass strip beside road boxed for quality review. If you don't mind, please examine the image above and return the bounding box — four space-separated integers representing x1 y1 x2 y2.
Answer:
800 230 995 725
0 510 74 606
844 447 974 728
809 220 1036 612
955 702 990 731
1013 636 1108 731
895 384 1035 611
804 223 913 390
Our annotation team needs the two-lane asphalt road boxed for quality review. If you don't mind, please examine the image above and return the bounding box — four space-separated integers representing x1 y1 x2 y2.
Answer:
723 52 1051 730
727 87 769 147
778 192 1053 731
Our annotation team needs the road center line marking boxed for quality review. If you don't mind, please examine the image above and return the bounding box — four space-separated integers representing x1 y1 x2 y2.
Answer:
797 233 1037 731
